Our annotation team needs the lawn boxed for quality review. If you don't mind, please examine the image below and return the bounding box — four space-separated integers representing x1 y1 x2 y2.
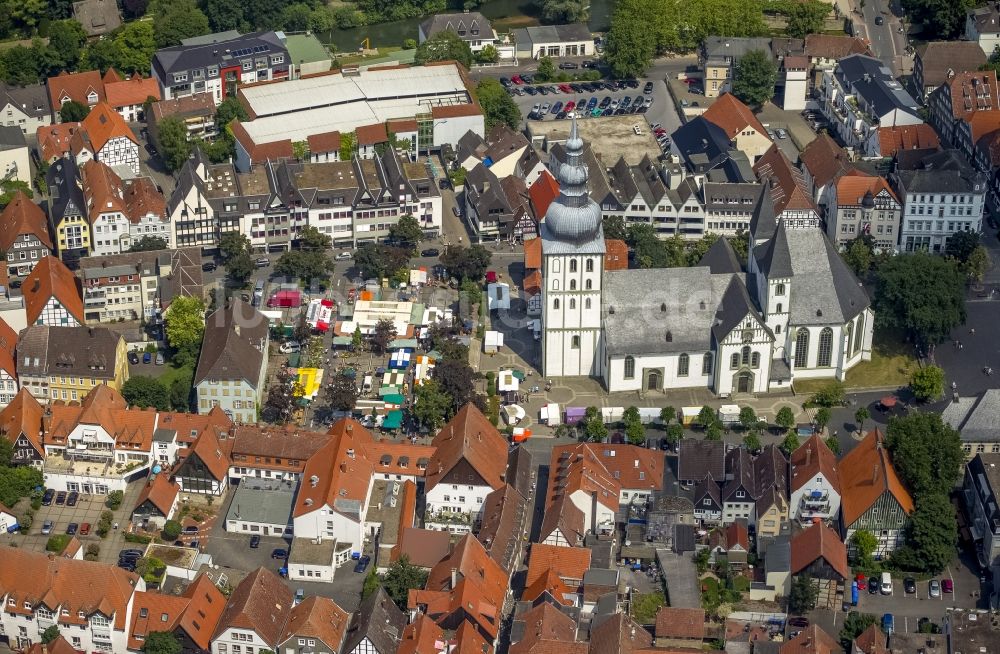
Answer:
795 329 916 394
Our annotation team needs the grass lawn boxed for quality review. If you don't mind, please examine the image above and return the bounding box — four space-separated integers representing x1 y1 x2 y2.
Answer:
794 328 916 394
157 362 193 389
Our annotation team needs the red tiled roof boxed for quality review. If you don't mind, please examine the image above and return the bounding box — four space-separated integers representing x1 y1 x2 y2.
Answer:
213 568 293 645
510 602 585 654
80 102 138 152
355 122 389 146
524 237 542 270
306 130 341 153
702 93 769 140
604 238 628 271
281 596 350 651
790 522 850 580
977 128 1000 167
522 567 572 606
790 434 841 494
853 623 889 654
799 133 853 189
36 123 81 163
840 430 914 527
48 70 106 109
132 472 179 517
780 624 840 654
0 191 52 251
655 607 706 640
964 109 1000 144
431 103 483 119
753 143 815 213
230 120 294 165
397 614 445 654
387 118 419 133
104 76 160 108
804 34 871 59
392 527 453 568
528 168 560 220
0 389 44 457
876 124 940 156
835 172 899 206
425 403 509 493
22 256 85 326
726 521 750 551
522 269 542 295
526 543 592 586
26 636 80 654
941 71 998 120
293 419 374 519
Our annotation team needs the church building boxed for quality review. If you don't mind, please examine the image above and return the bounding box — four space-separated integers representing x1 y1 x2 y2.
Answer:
539 119 874 395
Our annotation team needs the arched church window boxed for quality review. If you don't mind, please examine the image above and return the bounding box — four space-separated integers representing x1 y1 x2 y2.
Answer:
702 352 713 375
624 356 635 379
794 328 809 368
585 279 592 290
741 346 751 366
585 298 591 309
570 299 576 310
817 327 833 367
586 259 594 272
569 259 577 273
570 279 577 290
554 299 560 310
678 353 689 376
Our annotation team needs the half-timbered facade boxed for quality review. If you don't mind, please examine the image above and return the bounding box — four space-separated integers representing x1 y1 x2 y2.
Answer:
0 191 53 277
0 389 44 466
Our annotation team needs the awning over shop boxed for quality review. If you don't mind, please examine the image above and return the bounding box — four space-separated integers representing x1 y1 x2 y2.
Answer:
382 410 403 430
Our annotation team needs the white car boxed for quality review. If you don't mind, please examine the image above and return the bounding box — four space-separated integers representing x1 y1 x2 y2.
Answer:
775 128 788 139
540 102 551 113
334 252 352 261
279 341 301 354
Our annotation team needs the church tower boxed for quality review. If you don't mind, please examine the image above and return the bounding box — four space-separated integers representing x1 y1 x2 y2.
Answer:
540 118 605 378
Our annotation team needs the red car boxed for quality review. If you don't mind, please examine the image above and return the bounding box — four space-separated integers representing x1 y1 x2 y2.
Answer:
511 74 523 84
942 579 954 593
855 573 866 587
559 84 573 93
564 101 576 113
80 523 91 535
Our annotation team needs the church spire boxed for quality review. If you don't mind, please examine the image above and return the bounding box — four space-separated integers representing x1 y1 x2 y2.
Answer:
542 115 603 245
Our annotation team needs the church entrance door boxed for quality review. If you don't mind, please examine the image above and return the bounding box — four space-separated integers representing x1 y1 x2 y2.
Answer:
646 370 661 391
736 372 753 393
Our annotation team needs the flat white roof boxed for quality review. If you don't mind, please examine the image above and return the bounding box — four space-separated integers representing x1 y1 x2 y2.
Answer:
239 64 473 143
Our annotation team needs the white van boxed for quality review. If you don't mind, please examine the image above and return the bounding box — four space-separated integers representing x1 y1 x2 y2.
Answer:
361 375 373 394
880 572 893 595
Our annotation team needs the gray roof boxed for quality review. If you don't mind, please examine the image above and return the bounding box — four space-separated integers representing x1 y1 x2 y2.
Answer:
749 186 777 243
915 41 987 89
765 534 791 574
602 267 745 356
679 439 727 483
0 83 50 120
420 12 492 42
0 125 27 150
194 299 269 386
702 181 763 214
702 36 773 61
969 2 1000 34
894 149 987 194
72 0 121 36
512 23 592 45
225 481 295 527
583 568 619 586
945 390 1000 443
673 117 734 174
835 54 920 118
153 31 288 79
342 587 404 654
288 536 341 565
699 238 743 275
47 156 86 223
753 223 870 325
16 325 122 380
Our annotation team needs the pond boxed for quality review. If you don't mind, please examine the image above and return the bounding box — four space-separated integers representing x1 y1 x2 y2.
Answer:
323 0 616 52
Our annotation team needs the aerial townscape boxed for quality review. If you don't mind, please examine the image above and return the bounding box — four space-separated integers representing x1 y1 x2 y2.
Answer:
4 0 1000 652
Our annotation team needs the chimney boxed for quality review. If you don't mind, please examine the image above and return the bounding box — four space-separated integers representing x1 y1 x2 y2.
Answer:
451 567 458 589
806 446 812 467
872 464 879 484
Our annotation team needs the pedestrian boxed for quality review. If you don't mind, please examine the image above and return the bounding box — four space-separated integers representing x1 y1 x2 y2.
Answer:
960 342 964 350
972 328 976 335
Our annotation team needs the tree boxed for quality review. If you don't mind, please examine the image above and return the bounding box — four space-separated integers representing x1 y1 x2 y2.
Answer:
362 567 380 599
412 379 452 430
326 372 359 412
849 529 878 565
585 412 609 442
143 631 182 654
901 0 974 40
814 407 831 432
352 325 363 350
966 245 990 284
854 407 870 435
354 243 410 280
130 236 168 252
910 365 945 402
625 420 645 445
784 0 828 38
775 406 796 432
106 490 124 509
605 11 656 80
0 44 44 86
540 0 589 22
788 575 818 614
705 423 723 441
414 31 472 69
59 100 90 123
371 318 397 354
297 225 331 252
697 405 717 428
41 626 60 644
603 215 627 241
743 431 762 453
161 519 182 540
659 406 676 425
842 236 874 277
121 376 170 410
945 229 979 262
262 366 297 424
151 0 210 48
0 465 43 507
165 296 205 367
201 0 246 32
535 55 556 82
440 244 492 281
738 406 757 431
432 359 483 417
280 2 312 30
884 412 964 498
666 423 683 450
274 250 332 284
381 555 429 609
218 231 254 284
168 365 194 412
215 97 249 131
824 435 840 454
779 431 800 455
112 21 157 73
155 116 193 172
839 612 877 647
48 19 87 70
732 49 777 109
893 492 957 574
476 78 521 131
388 215 423 249
875 251 966 345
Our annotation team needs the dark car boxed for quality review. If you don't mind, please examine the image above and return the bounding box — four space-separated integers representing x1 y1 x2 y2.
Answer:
521 74 533 83
42 489 54 506
904 577 917 594
868 577 879 594
173 540 184 546
421 248 440 257
143 352 152 364
249 534 260 548
558 61 579 69
787 617 809 628
189 540 199 548
9 280 21 289
874 14 884 24
66 523 78 535
599 96 612 108
145 143 157 156
354 555 372 573
644 81 655 94
499 76 511 87
55 491 67 505
202 261 217 272
66 491 79 506
524 85 537 96
128 351 139 365
582 59 596 68
438 178 451 190
626 79 640 88
272 548 288 560
183 525 199 534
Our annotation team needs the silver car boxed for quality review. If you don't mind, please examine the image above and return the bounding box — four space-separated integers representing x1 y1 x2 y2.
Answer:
929 579 941 598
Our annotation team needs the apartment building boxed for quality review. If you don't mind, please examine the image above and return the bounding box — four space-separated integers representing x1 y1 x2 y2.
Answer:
699 37 773 98
827 172 902 249
0 83 51 135
962 453 1000 569
22 256 84 328
16 326 128 405
928 71 998 147
0 191 54 277
789 434 842 524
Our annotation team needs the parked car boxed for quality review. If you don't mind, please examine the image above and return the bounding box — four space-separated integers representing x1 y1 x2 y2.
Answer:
452 206 460 217
143 352 152 364
66 491 79 506
155 352 164 365
279 341 301 354
66 523 78 535
929 579 941 598
202 262 217 272
942 578 954 593
499 77 511 87
354 555 371 573
644 81 654 94
55 491 67 505
874 14 884 24
558 62 578 69
256 257 270 268
550 101 563 115
868 577 879 594
540 102 551 113
80 523 91 535
42 489 54 506
128 351 139 365
775 128 788 139
119 549 143 560
880 572 893 595
183 525 199 534
8 280 20 289
41 520 53 535
335 251 353 261
904 577 916 594
787 617 809 628
524 85 537 95
249 534 260 548
511 74 523 84
189 540 199 548
272 548 288 560
421 248 440 257
881 613 894 635
294 588 305 605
